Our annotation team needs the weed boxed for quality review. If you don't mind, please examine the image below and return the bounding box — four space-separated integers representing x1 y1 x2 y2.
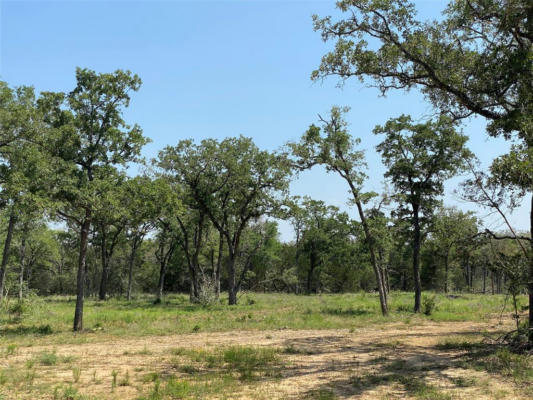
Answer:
111 369 119 390
119 370 130 386
25 370 36 386
72 366 81 383
37 351 58 366
4 344 17 357
141 372 160 383
137 345 152 355
53 384 84 400
223 346 279 380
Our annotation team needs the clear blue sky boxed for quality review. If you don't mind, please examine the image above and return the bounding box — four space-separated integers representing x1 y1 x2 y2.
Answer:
0 0 526 240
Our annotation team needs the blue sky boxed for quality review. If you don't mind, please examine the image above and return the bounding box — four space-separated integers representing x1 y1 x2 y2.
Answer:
0 0 526 240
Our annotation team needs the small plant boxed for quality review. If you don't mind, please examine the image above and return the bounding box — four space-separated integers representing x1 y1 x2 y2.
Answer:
138 345 152 355
192 324 200 332
54 384 80 400
223 346 280 380
8 300 29 321
4 344 17 357
61 355 77 364
72 366 81 383
118 370 130 386
25 370 36 386
0 370 7 385
422 294 437 316
38 351 58 366
141 372 160 383
111 369 119 390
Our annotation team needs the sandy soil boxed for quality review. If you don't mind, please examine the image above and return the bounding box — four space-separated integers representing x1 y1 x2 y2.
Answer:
2 318 528 399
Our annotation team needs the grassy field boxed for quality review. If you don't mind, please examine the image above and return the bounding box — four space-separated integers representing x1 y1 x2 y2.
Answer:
0 292 530 399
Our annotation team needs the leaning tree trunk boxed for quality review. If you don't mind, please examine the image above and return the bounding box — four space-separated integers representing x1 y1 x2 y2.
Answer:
74 209 91 332
0 211 16 302
412 203 422 313
354 199 388 315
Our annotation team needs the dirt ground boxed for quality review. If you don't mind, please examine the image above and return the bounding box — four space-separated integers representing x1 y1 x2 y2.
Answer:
2 318 528 399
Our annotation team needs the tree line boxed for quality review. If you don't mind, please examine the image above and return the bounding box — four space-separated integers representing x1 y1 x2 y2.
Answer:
0 0 530 343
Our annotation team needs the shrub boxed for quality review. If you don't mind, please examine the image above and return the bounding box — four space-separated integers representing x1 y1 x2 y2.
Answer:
422 294 437 316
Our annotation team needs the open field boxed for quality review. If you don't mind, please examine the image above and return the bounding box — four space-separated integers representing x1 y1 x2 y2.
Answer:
0 293 531 399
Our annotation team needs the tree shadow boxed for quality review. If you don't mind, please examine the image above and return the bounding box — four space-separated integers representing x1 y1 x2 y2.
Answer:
281 334 528 399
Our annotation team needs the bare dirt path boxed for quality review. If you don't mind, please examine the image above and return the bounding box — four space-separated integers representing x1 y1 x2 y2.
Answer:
3 318 528 399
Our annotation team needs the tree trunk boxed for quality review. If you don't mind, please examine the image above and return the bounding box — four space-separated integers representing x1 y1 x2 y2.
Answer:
214 232 223 299
157 260 167 302
384 265 390 293
412 203 422 313
126 239 138 301
99 263 109 300
482 265 487 294
444 254 449 294
99 229 109 301
74 209 91 331
58 259 64 294
19 235 27 300
228 254 237 305
0 211 16 302
189 262 199 302
527 195 533 345
306 250 316 295
354 200 388 315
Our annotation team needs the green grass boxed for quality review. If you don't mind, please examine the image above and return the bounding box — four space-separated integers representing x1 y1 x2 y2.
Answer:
0 292 524 347
138 375 239 400
170 345 282 380
0 292 529 400
32 351 77 366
